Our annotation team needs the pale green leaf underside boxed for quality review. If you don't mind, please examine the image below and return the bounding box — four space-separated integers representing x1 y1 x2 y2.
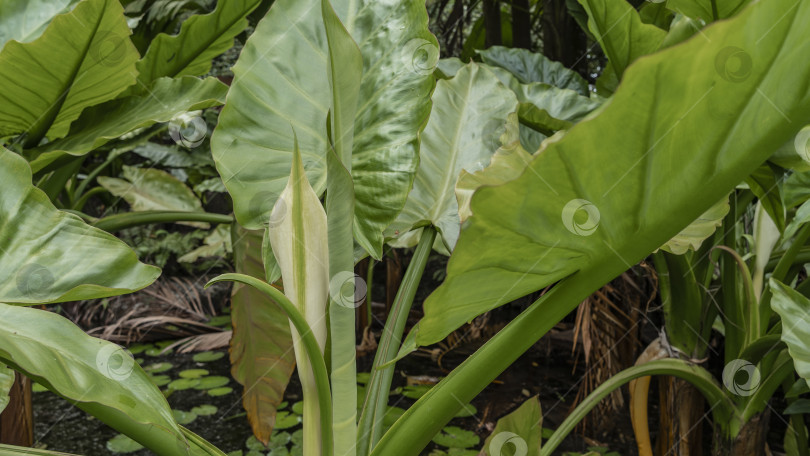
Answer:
769 279 810 388
0 148 159 305
456 113 534 223
0 0 139 142
0 303 187 451
386 63 518 252
660 196 729 254
212 0 436 258
0 0 80 48
413 0 810 347
98 165 208 228
477 46 589 96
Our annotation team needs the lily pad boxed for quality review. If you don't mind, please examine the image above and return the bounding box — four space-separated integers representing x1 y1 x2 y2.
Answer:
291 429 303 446
193 350 226 362
145 346 172 356
275 411 302 429
143 362 173 373
106 434 144 453
356 372 370 384
148 374 171 387
127 343 153 355
172 409 198 425
179 369 209 379
291 401 304 415
168 378 200 391
207 386 233 397
400 384 432 399
268 431 291 449
191 404 218 416
246 435 266 451
194 376 230 390
432 426 479 449
269 448 290 456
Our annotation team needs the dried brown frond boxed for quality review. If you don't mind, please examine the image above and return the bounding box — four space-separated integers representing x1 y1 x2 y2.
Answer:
570 262 658 435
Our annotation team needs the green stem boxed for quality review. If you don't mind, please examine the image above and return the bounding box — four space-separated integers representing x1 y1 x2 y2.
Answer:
92 211 233 232
738 334 784 364
205 273 333 456
0 444 81 455
741 350 794 422
74 150 122 198
357 227 436 456
72 186 108 211
541 359 735 456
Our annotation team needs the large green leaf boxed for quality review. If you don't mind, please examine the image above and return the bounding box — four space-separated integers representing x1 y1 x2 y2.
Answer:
229 227 295 445
29 76 227 171
0 0 80 48
135 0 262 86
211 0 436 258
0 303 196 454
481 396 542 456
97 165 209 228
0 0 139 145
769 279 810 388
579 0 666 80
404 0 810 350
0 363 13 414
667 0 749 21
0 148 159 305
386 63 519 252
476 46 589 96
